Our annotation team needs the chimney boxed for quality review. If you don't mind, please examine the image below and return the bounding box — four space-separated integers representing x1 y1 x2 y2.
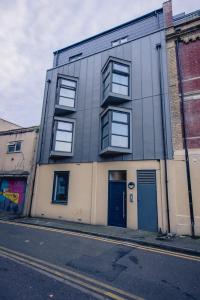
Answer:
163 0 173 27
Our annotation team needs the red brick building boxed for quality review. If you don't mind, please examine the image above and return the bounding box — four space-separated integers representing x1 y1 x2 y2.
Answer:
164 0 200 236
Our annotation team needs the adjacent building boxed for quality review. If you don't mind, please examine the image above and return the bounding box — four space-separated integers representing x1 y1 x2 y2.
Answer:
165 0 200 235
0 119 39 216
31 5 173 233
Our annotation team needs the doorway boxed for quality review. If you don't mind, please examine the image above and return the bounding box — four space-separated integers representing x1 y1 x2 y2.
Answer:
137 170 158 232
108 170 127 227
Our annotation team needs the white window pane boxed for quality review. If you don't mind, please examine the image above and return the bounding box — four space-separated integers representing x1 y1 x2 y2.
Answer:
55 141 72 152
56 131 72 142
59 97 74 107
112 123 128 136
61 79 76 88
113 63 129 73
60 87 75 99
58 121 72 131
111 135 128 148
113 74 128 85
121 37 127 44
112 83 128 95
112 40 120 47
112 111 128 123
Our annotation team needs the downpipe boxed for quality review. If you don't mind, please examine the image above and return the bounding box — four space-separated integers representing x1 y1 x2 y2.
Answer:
156 43 171 234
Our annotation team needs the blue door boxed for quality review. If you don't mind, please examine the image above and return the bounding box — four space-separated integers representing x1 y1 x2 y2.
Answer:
108 171 126 227
137 170 158 232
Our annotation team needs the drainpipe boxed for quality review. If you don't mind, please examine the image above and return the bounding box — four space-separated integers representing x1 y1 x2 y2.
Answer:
156 43 171 233
28 78 51 217
39 79 51 164
175 38 195 238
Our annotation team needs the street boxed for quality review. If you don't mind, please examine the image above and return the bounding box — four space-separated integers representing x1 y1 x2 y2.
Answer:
0 221 199 300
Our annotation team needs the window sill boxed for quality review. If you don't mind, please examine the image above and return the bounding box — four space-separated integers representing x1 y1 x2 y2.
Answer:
54 104 76 115
50 151 73 157
7 151 21 154
51 201 68 205
100 146 132 155
102 92 131 107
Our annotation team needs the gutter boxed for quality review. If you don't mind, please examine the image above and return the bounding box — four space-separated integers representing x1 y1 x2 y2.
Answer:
156 43 171 233
175 38 195 238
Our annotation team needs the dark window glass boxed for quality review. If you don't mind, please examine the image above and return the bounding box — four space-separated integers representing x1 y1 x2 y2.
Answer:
52 172 69 204
15 142 21 151
69 53 82 62
8 144 15 153
7 141 21 153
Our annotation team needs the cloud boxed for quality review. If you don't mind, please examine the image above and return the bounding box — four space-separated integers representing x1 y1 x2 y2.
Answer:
0 0 199 126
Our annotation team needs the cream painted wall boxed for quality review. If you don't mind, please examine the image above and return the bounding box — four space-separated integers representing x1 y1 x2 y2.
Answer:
0 119 21 132
168 150 200 235
0 130 38 173
31 160 169 231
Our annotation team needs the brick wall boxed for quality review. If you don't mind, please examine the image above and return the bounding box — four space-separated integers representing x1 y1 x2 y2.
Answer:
179 39 200 148
163 0 173 27
166 40 183 150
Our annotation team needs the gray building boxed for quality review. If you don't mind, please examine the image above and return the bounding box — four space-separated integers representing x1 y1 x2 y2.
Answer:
32 6 173 233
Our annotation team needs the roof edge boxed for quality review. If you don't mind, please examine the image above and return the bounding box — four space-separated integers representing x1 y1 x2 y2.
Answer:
53 8 163 55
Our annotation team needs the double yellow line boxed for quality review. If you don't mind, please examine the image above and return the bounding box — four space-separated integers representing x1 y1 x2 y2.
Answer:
0 220 199 262
0 245 143 300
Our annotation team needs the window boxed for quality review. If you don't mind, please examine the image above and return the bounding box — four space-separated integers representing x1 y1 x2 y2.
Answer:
112 63 129 96
102 58 131 106
52 172 69 204
57 78 77 108
7 141 21 153
111 37 128 47
101 108 131 154
53 120 74 153
69 53 82 62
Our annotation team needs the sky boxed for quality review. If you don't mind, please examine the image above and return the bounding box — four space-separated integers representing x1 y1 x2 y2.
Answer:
0 0 199 127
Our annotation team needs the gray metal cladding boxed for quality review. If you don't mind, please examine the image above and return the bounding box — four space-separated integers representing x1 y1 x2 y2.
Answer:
38 29 172 165
54 11 164 67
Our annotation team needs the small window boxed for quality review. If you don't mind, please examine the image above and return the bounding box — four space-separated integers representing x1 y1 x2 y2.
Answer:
111 37 128 47
7 141 21 153
57 78 77 108
101 108 131 154
53 120 74 153
69 53 82 62
112 40 120 47
52 172 69 204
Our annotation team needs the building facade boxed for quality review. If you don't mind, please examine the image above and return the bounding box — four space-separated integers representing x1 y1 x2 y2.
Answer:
164 0 200 235
31 6 175 233
0 119 39 216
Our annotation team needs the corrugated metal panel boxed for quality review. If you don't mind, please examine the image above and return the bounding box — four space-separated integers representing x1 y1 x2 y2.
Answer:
54 12 164 67
39 30 172 164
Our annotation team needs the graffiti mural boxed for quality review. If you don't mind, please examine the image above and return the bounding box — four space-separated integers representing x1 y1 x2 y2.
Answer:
0 178 26 214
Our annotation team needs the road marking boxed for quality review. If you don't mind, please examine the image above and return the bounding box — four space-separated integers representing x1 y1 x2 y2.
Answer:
0 245 143 300
0 220 199 262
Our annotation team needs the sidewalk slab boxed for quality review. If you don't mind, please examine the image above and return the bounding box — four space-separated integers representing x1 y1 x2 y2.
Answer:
6 216 200 256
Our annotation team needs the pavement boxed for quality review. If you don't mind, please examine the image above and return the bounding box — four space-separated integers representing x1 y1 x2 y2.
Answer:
2 215 199 256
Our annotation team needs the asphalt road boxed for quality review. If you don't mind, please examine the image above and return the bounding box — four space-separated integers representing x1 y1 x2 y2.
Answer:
0 221 199 300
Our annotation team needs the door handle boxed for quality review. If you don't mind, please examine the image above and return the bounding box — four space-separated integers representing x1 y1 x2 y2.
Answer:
123 191 125 219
